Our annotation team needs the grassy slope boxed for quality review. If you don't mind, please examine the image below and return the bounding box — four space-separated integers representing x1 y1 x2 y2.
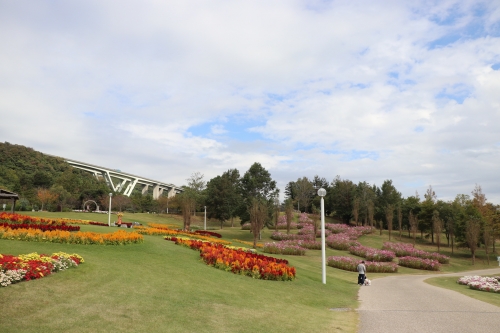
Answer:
2 212 499 332
0 212 358 333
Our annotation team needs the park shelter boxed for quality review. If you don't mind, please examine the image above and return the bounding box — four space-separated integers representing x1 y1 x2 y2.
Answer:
0 189 19 212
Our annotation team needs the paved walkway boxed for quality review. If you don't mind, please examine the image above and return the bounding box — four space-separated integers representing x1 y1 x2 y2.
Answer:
358 268 500 333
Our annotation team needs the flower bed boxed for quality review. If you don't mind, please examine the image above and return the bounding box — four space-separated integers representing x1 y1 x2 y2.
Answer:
397 256 441 271
0 252 84 287
263 242 306 255
270 232 313 241
0 226 143 245
325 223 350 234
194 230 222 238
327 256 398 273
0 212 94 226
276 222 298 230
232 239 264 248
326 233 360 250
457 276 500 293
348 245 395 262
89 221 109 227
382 242 450 264
139 227 230 244
166 237 296 281
0 222 80 232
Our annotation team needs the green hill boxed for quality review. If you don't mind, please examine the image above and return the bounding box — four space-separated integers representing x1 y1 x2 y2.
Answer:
0 142 110 211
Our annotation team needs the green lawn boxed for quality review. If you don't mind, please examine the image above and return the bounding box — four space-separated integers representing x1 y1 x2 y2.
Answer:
425 276 500 307
1 212 358 333
2 211 499 332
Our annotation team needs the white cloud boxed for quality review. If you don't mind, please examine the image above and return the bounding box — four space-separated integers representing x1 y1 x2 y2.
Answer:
0 0 499 202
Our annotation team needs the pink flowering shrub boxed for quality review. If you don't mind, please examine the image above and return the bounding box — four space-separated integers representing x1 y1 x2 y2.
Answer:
275 216 298 230
398 256 441 271
457 276 500 293
298 224 314 235
276 222 298 230
298 213 313 224
325 223 350 234
288 239 322 250
327 256 398 273
271 232 313 241
263 242 306 255
382 242 450 264
348 245 395 262
326 233 360 250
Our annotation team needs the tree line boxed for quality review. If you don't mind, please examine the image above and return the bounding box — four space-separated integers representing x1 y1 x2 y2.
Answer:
178 169 500 258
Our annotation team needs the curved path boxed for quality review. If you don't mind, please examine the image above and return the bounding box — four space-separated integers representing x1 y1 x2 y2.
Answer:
358 268 500 333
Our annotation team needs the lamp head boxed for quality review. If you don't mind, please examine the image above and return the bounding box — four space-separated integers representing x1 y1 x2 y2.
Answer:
317 188 326 197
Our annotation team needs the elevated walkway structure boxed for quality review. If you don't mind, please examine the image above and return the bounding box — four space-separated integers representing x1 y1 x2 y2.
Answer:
63 158 183 199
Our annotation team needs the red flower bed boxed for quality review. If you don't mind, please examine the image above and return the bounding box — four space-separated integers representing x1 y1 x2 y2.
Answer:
0 212 62 225
166 237 295 281
194 230 222 238
0 222 79 232
89 221 109 227
1 252 84 286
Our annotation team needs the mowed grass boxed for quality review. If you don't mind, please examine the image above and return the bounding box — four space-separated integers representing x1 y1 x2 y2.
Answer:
425 276 500 308
2 211 500 332
0 212 359 333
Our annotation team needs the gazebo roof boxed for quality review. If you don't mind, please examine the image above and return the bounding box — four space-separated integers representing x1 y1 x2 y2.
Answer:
0 189 19 200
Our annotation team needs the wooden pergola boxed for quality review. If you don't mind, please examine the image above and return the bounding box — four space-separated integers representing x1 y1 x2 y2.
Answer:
0 189 19 212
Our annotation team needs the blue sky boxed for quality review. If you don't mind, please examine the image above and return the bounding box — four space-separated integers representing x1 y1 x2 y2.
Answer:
1 0 500 203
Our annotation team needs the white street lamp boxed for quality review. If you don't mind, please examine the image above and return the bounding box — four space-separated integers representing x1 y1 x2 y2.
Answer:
204 206 207 230
318 188 327 284
108 193 113 227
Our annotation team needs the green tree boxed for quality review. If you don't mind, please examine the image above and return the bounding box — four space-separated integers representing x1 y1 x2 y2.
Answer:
237 162 278 225
294 177 314 213
186 172 206 215
205 169 241 229
330 176 356 224
249 198 268 248
419 185 437 242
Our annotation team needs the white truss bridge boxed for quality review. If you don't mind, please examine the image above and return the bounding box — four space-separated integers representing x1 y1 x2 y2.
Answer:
63 158 183 199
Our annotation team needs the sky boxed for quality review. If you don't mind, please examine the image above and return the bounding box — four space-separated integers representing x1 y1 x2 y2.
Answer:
1 0 500 203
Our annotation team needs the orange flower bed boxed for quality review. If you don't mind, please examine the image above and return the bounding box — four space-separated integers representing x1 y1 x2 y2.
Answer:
0 226 143 245
138 225 231 245
168 237 295 281
0 212 93 226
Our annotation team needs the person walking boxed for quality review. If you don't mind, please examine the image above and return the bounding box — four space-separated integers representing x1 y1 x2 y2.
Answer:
357 260 366 285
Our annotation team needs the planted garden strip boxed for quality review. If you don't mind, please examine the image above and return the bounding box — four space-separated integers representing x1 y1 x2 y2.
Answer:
137 226 230 244
166 237 296 281
397 256 441 271
348 245 395 262
263 241 307 255
382 242 450 264
457 276 500 293
0 212 100 226
271 232 313 241
0 252 84 287
194 230 222 238
0 222 80 232
327 256 398 273
326 233 360 250
0 226 143 245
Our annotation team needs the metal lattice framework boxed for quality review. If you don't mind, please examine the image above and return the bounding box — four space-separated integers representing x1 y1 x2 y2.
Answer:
64 158 183 199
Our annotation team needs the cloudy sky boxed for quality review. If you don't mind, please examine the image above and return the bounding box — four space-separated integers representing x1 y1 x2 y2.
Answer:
1 0 499 203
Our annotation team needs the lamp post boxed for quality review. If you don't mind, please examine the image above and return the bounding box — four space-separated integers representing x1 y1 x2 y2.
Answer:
204 206 207 230
108 193 113 227
318 188 327 284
